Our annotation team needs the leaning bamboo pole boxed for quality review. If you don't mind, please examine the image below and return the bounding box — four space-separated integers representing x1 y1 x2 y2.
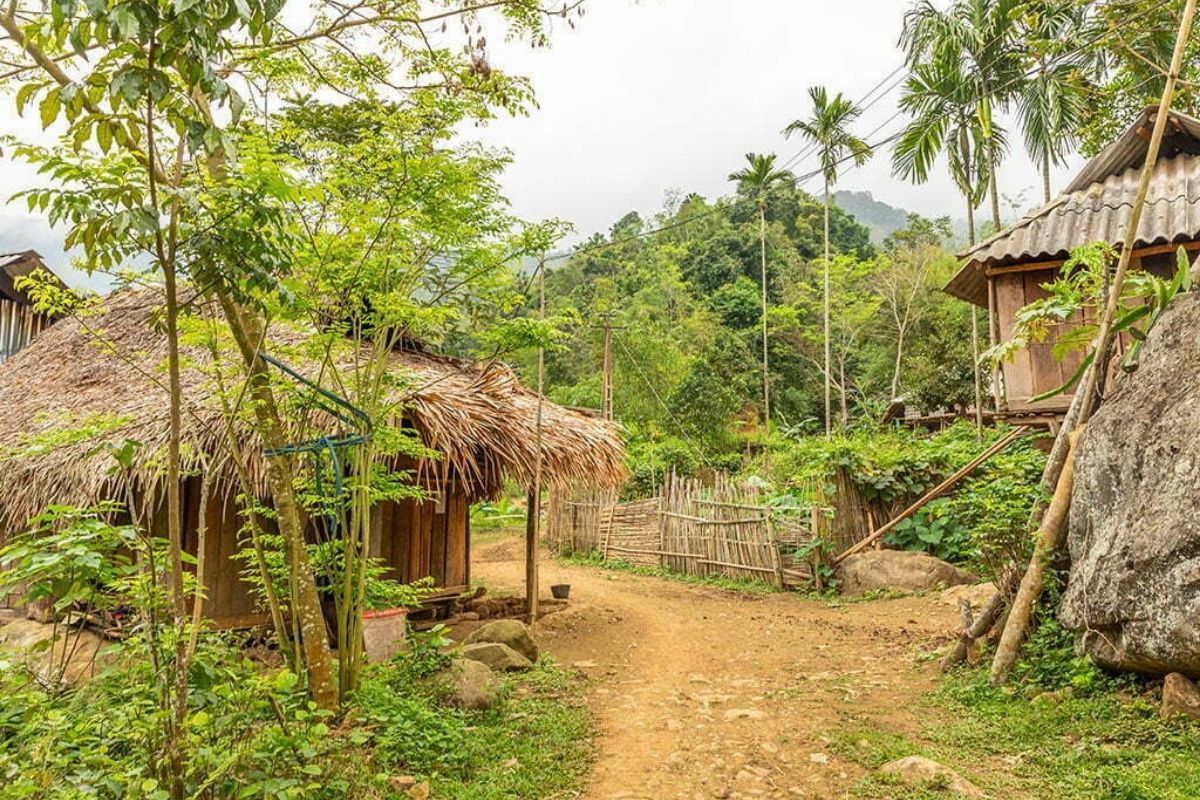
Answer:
832 426 1030 565
989 0 1197 683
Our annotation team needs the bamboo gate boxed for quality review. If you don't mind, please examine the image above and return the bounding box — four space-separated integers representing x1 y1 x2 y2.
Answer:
545 473 821 589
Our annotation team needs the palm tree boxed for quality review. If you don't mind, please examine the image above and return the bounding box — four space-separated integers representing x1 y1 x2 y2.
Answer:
893 56 995 432
728 153 796 429
901 0 1021 233
783 86 873 434
1015 1 1091 203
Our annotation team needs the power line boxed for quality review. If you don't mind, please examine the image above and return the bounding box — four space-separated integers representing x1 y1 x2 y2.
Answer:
538 3 1163 272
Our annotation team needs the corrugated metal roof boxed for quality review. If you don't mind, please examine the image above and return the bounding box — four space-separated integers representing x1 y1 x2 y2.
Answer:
946 107 1200 307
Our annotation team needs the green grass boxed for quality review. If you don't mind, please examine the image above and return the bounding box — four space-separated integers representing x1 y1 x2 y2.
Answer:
430 665 593 800
354 654 594 800
830 669 1200 799
559 550 781 595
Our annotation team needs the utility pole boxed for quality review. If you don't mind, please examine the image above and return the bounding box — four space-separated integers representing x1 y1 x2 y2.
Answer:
595 311 624 421
526 255 546 625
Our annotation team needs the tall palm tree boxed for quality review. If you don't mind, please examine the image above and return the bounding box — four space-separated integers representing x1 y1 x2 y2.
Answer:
893 55 995 431
901 0 1021 233
783 86 873 434
1015 1 1091 203
728 153 796 429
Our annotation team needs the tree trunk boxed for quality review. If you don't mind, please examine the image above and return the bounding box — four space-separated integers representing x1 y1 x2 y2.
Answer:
839 353 849 426
1042 150 1052 205
215 292 339 710
759 205 770 429
989 160 1002 232
823 177 832 435
890 325 906 400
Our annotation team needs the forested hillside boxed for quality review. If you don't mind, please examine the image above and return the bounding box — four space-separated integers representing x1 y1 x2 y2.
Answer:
516 185 974 477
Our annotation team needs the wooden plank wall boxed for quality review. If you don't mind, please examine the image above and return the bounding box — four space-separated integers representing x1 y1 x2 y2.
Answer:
0 299 49 363
994 269 1086 412
378 488 470 593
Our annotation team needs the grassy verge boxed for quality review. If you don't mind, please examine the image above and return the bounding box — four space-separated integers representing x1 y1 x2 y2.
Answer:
829 668 1200 799
353 652 594 800
559 550 781 595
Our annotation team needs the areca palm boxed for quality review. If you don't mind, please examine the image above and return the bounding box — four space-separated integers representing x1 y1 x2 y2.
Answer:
784 85 873 433
728 152 796 428
901 0 1021 232
1015 1 1092 202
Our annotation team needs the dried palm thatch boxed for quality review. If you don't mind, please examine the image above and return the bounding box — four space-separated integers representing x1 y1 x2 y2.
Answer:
0 287 626 529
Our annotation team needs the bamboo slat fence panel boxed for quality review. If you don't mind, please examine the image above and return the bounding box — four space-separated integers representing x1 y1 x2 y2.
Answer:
547 472 821 588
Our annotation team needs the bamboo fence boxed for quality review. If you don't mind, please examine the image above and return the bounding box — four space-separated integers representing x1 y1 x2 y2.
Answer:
546 472 822 589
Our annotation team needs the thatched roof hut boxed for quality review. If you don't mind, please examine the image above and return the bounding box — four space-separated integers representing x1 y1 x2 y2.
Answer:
0 287 626 624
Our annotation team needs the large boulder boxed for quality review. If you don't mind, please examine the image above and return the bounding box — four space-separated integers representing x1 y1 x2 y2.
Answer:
1060 292 1200 677
837 549 977 596
464 619 539 662
0 617 111 684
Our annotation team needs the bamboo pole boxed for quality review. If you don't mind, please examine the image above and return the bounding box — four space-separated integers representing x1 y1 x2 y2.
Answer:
832 427 1030 564
526 256 546 625
990 428 1083 682
990 0 1197 683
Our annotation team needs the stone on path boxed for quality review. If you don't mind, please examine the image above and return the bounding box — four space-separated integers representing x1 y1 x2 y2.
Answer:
879 756 983 797
837 550 976 596
1161 673 1200 720
461 641 533 672
722 708 767 721
464 619 540 661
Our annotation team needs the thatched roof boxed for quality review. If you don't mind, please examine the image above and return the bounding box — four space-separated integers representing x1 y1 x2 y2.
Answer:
0 287 626 527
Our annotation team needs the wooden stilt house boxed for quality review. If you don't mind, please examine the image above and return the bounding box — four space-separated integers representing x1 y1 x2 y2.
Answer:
0 288 626 627
0 251 60 363
945 106 1200 424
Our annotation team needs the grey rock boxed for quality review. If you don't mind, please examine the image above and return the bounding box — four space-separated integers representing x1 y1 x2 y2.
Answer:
461 641 533 672
435 657 499 710
464 619 540 661
879 756 982 797
837 550 976 595
1061 293 1200 677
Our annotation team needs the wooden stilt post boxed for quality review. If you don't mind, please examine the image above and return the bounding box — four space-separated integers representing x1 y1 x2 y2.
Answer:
526 256 547 625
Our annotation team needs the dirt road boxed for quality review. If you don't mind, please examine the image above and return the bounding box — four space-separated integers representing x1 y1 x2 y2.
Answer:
469 536 973 800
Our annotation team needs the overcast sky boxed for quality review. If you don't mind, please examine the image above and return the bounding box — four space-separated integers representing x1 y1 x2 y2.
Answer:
471 0 1084 244
1 0 1087 286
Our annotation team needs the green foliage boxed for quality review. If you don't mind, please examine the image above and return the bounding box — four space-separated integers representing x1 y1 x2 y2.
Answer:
773 422 989 505
884 498 974 563
835 666 1200 799
945 437 1048 578
0 642 355 799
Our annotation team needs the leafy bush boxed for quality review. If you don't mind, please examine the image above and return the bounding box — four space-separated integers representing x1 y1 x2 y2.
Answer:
0 640 366 799
883 497 974 562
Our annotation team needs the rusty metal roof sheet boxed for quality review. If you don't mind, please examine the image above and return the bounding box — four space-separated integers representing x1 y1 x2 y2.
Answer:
946 107 1200 307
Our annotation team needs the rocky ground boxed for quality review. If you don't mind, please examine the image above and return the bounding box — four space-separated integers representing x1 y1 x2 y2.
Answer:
465 535 987 800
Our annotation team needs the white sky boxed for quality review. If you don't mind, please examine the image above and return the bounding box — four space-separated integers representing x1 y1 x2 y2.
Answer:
471 0 1085 244
1 0 1087 286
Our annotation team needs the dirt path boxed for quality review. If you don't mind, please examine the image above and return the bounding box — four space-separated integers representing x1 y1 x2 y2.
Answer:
467 536 975 800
